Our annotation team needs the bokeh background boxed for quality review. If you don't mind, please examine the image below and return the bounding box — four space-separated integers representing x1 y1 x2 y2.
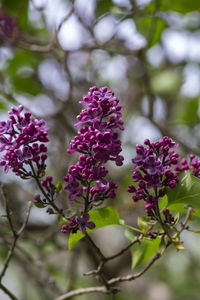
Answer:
0 0 200 299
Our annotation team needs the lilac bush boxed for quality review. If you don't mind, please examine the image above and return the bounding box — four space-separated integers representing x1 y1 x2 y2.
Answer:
1 87 200 300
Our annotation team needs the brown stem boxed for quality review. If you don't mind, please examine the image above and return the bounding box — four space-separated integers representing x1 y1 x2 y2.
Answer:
0 282 19 300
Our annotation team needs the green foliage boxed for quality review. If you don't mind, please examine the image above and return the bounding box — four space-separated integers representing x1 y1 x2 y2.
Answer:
5 49 42 95
146 0 200 14
96 0 113 18
33 202 45 208
0 99 8 110
68 206 121 250
125 229 161 269
162 0 200 14
2 0 30 30
175 98 199 126
135 17 166 47
137 216 151 233
166 171 200 217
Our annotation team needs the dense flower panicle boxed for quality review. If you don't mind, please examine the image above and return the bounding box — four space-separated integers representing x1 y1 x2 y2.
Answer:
128 136 180 215
61 213 95 235
174 154 200 178
0 105 49 176
64 86 124 205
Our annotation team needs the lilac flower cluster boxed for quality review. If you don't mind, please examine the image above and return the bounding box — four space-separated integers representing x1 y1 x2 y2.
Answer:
128 137 179 215
0 105 49 176
61 213 95 235
64 86 124 206
174 154 200 178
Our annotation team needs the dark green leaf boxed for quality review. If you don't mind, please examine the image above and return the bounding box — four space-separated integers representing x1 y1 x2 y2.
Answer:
34 202 45 208
96 0 113 18
68 206 120 250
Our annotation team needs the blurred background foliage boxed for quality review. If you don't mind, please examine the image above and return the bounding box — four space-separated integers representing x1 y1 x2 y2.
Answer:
0 0 200 299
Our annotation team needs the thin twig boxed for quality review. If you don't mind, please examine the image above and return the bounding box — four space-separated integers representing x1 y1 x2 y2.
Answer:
108 251 161 285
85 234 106 261
106 237 139 261
54 286 108 300
55 248 163 300
0 282 19 300
17 201 32 235
1 186 17 237
0 192 32 283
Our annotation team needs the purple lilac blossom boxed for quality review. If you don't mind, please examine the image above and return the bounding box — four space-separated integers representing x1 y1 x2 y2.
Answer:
174 154 200 178
128 136 180 215
64 86 124 205
0 105 49 176
61 213 95 235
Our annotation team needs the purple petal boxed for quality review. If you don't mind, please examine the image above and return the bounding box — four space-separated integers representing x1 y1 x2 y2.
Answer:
80 225 86 235
82 213 90 222
86 222 95 230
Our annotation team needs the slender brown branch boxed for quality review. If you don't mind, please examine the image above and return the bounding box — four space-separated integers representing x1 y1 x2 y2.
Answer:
54 286 108 300
85 233 106 261
0 196 32 283
55 245 167 300
17 201 32 235
29 161 63 215
108 251 161 285
1 186 17 237
0 282 19 300
106 237 139 261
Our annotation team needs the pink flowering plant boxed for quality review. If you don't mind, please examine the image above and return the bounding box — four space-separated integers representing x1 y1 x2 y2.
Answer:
1 87 200 299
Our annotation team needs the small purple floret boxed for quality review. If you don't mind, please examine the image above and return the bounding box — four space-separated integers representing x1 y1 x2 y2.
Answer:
61 213 95 235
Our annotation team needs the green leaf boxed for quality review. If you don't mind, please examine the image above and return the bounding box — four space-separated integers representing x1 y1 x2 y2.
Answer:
33 202 45 208
137 216 151 232
159 195 168 210
68 206 120 251
125 229 161 269
167 171 200 210
96 0 113 18
168 203 200 218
